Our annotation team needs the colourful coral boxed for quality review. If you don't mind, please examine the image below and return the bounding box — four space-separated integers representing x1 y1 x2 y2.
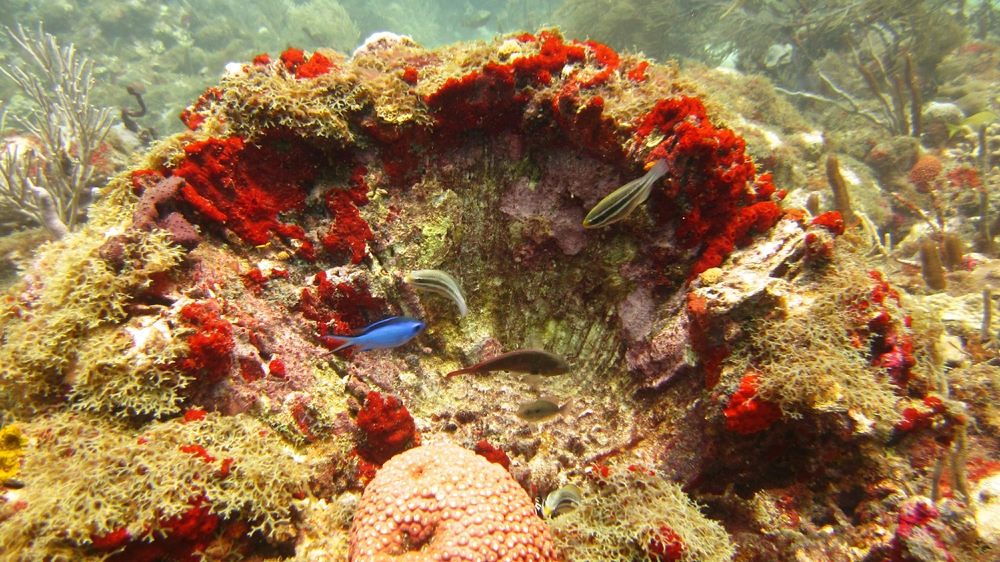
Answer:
0 412 308 558
474 439 511 470
320 165 374 265
889 496 955 561
355 391 419 465
908 154 943 190
171 133 322 247
349 443 557 562
548 464 734 562
177 301 235 383
723 371 783 435
642 96 780 277
811 211 846 236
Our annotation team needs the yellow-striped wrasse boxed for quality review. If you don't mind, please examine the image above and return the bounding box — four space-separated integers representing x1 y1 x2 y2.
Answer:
583 159 670 228
403 269 467 317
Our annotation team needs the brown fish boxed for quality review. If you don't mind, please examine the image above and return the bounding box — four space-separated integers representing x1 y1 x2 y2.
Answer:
446 350 569 378
516 399 571 422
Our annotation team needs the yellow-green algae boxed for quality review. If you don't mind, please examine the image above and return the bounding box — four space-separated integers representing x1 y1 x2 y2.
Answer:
0 412 309 558
0 425 27 483
548 465 735 562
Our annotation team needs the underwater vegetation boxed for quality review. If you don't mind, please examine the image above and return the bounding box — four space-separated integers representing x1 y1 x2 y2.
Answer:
2 0 1000 559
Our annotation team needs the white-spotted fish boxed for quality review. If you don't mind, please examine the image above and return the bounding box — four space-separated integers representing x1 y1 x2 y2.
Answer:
542 484 583 518
404 269 468 317
583 159 670 228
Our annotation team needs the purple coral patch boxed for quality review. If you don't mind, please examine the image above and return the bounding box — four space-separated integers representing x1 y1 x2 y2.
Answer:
131 174 200 249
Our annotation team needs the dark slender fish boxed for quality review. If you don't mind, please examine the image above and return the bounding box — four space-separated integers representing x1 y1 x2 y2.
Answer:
445 350 569 378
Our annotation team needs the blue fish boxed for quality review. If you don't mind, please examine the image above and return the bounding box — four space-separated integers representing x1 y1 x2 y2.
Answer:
319 316 425 352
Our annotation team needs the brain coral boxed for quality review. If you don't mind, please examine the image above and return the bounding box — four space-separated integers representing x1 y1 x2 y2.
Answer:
349 442 557 562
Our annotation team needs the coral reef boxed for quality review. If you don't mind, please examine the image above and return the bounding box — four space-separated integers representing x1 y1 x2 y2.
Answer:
2 12 1000 562
548 464 734 562
0 412 309 558
349 442 557 561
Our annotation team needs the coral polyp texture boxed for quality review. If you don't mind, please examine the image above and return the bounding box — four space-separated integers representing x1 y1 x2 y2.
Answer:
3 22 997 562
349 442 557 562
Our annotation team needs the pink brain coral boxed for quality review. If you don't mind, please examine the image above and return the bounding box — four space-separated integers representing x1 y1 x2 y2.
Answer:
349 442 558 562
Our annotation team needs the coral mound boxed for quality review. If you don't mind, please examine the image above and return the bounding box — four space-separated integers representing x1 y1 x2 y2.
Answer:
348 442 557 562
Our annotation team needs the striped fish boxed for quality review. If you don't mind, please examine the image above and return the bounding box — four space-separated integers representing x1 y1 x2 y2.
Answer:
404 269 468 317
583 159 670 228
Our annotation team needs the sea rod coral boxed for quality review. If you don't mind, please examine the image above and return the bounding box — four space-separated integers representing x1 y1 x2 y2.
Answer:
0 24 114 236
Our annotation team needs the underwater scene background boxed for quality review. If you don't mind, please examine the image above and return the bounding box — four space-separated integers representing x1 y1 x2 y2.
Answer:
3 0 1000 560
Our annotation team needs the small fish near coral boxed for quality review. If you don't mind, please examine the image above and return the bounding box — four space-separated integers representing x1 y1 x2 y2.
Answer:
319 316 425 352
403 269 468 317
947 110 998 138
583 159 670 228
541 484 583 518
516 398 571 422
446 350 570 378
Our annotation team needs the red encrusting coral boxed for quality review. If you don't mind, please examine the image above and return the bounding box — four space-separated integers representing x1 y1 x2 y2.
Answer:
180 444 216 464
425 32 586 137
851 271 916 389
238 356 265 382
577 40 620 88
811 211 846 236
242 268 269 294
178 87 223 131
355 391 420 465
627 61 649 82
252 53 271 66
402 66 419 84
647 525 686 562
268 358 287 378
640 96 779 277
723 371 783 434
177 301 235 383
895 396 946 433
279 48 306 71
474 439 511 470
321 165 374 264
294 52 335 79
92 498 225 562
171 130 325 247
421 38 781 278
183 409 208 423
686 293 728 389
297 270 388 347
289 397 319 443
888 496 954 562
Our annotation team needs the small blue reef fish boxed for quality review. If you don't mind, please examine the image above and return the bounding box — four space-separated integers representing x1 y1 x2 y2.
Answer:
404 269 468 317
319 316 425 352
583 159 670 228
